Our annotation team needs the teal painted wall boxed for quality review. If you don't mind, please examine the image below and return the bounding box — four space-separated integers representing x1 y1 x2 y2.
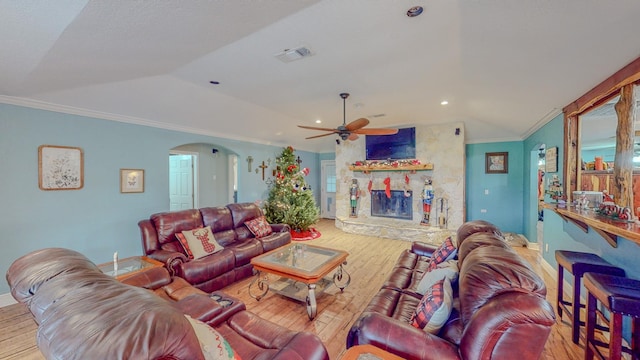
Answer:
0 103 320 294
465 141 524 233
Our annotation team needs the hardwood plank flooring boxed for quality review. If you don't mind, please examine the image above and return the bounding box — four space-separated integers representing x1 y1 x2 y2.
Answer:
0 219 587 359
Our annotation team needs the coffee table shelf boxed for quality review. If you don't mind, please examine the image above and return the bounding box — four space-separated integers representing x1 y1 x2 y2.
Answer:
250 243 350 320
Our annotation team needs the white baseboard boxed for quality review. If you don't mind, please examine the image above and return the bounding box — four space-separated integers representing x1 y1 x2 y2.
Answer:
0 293 17 307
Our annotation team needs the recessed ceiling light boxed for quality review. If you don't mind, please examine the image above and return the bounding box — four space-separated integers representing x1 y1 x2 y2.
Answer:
315 120 322 124
407 6 423 17
440 100 449 105
209 81 220 85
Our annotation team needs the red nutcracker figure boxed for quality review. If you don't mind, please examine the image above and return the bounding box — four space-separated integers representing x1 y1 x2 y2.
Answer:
421 179 434 225
350 179 360 217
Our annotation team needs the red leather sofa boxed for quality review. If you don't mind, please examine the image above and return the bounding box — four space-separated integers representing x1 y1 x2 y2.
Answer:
138 202 291 293
346 220 556 360
6 247 329 360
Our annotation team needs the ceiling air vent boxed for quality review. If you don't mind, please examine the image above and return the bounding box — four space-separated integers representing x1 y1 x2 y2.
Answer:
274 46 314 63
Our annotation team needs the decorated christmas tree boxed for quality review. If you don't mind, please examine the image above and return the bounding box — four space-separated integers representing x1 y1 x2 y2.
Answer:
263 146 319 232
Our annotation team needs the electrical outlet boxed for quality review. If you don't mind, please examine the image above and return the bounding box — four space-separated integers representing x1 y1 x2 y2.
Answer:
484 189 489 195
480 209 487 213
545 243 549 252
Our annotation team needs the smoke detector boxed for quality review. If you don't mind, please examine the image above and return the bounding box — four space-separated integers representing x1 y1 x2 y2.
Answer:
274 46 314 63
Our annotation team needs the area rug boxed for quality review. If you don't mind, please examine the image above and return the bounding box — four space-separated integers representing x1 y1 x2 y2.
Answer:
290 228 321 241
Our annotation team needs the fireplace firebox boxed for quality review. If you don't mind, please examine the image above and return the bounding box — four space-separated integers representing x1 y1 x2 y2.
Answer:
370 190 413 220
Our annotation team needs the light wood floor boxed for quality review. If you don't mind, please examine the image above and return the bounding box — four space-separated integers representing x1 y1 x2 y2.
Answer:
0 219 586 359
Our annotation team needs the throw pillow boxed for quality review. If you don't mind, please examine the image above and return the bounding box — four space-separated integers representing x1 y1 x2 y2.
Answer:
426 236 457 272
244 216 273 238
416 260 459 295
176 226 224 260
410 278 454 334
184 315 240 360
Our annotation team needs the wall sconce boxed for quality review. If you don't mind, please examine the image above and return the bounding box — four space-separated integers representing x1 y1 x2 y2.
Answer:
246 156 253 172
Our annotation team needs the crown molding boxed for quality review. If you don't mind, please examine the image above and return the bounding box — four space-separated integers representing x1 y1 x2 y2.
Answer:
0 95 317 152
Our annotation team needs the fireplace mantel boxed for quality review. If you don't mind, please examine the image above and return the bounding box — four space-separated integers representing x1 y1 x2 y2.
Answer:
349 163 433 172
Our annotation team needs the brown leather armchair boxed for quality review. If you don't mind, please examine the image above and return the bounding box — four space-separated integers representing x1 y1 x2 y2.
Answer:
138 203 291 293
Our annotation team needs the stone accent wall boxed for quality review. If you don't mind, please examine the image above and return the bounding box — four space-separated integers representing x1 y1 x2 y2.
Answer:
335 122 465 242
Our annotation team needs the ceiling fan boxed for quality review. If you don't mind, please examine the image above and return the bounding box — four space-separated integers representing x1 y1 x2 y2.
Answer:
298 93 399 141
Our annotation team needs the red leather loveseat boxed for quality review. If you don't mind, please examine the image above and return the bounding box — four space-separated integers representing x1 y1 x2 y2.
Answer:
138 202 291 293
6 247 329 360
347 220 555 360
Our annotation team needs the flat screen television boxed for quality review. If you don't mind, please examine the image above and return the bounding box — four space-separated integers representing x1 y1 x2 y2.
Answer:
365 127 416 160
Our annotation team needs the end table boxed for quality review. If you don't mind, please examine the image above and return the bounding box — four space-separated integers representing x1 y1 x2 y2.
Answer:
97 256 163 281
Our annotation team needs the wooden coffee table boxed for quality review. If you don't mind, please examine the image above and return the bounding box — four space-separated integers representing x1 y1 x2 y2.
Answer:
249 243 350 319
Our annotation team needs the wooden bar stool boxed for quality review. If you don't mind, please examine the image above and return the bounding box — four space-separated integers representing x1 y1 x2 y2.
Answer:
584 273 640 360
556 250 625 344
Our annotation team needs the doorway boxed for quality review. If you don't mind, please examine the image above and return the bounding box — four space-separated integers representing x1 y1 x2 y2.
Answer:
321 160 336 219
169 152 197 210
531 144 546 254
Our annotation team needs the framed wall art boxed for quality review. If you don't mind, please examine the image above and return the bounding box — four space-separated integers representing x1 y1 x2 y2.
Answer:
38 145 84 190
545 147 558 173
120 169 145 193
485 152 508 174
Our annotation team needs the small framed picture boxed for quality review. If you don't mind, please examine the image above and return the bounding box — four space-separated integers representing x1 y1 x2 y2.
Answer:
485 152 508 174
545 147 558 173
38 145 84 190
120 169 144 193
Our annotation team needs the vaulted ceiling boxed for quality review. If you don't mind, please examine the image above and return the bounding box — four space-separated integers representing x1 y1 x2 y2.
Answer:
2 1 640 152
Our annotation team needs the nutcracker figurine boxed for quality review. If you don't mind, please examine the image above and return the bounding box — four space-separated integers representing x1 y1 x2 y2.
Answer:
421 179 434 225
350 179 360 218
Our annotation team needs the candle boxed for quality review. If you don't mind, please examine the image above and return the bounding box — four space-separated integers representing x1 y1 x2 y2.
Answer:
113 251 118 276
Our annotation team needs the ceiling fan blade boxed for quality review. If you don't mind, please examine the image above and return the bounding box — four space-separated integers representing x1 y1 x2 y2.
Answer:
305 132 336 139
353 128 399 135
345 118 370 131
348 133 359 141
298 125 338 132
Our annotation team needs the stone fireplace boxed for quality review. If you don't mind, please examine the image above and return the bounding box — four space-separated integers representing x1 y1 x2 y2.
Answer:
334 122 465 243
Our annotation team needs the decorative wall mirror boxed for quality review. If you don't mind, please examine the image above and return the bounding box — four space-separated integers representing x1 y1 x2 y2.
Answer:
564 57 640 216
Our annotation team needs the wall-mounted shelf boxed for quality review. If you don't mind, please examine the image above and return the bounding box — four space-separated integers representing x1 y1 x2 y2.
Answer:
349 163 434 172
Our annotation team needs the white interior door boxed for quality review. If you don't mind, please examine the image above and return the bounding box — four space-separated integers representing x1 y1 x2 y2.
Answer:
321 160 336 219
169 154 195 210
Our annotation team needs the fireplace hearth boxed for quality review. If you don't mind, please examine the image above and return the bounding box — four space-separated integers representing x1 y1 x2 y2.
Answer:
371 190 413 220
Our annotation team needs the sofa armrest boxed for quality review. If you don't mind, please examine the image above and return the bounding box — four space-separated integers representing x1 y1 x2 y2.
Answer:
411 241 438 257
147 250 187 276
347 313 460 360
174 294 224 324
269 332 330 360
270 223 291 233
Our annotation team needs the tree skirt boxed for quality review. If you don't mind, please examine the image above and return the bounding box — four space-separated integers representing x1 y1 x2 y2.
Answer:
290 228 321 241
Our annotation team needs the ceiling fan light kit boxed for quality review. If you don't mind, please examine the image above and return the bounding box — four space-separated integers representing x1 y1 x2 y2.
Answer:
298 92 399 143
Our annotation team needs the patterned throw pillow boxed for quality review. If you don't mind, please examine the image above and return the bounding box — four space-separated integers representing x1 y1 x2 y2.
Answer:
416 260 459 295
184 315 240 360
176 226 224 260
410 278 453 334
244 216 273 238
426 236 457 272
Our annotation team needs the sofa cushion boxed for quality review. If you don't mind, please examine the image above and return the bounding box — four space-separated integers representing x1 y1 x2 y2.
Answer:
185 315 238 360
426 237 457 272
417 260 458 295
410 278 453 334
455 219 503 248
245 216 273 238
178 226 224 260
